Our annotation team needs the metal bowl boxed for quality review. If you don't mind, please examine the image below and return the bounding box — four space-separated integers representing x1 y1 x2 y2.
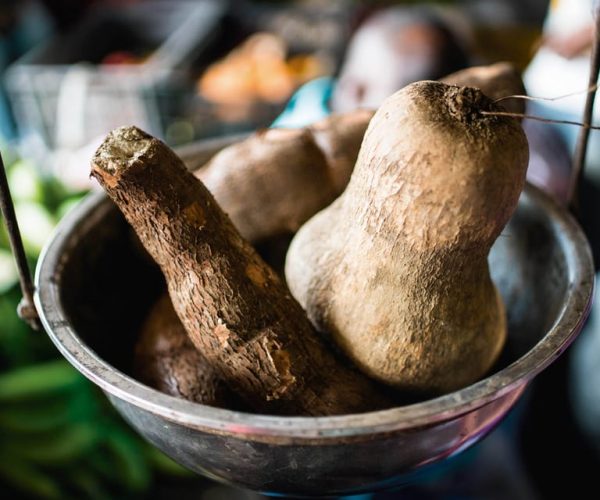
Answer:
34 138 594 497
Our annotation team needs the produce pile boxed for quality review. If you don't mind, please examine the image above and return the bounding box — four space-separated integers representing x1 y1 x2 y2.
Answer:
90 65 529 416
0 152 188 499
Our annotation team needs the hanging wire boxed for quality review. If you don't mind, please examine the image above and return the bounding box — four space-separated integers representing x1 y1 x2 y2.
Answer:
493 83 599 105
569 6 600 213
0 151 40 330
480 110 600 129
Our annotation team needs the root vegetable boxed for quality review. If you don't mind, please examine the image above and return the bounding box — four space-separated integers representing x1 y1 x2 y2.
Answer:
307 109 375 193
196 109 374 242
285 81 529 394
91 126 393 416
132 111 373 403
195 64 525 245
441 62 526 115
134 294 239 408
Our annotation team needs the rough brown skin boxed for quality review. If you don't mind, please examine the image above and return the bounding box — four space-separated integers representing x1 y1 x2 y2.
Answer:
285 81 529 394
307 109 375 193
130 65 525 404
91 126 393 416
134 294 239 408
196 110 374 242
195 65 524 244
441 62 526 116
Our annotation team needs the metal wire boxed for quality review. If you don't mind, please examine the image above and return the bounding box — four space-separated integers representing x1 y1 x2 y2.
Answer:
569 14 600 214
0 151 40 330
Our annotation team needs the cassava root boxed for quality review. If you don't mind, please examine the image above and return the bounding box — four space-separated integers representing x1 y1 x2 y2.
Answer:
134 294 240 408
130 110 375 403
91 126 394 416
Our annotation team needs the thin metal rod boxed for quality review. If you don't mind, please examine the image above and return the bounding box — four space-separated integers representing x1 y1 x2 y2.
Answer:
493 83 598 105
480 110 600 128
569 14 600 213
0 151 40 330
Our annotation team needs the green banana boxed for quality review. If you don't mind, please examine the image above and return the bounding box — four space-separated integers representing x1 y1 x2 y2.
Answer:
103 426 151 492
3 423 100 465
39 175 74 213
0 249 18 293
14 201 56 256
0 359 82 402
0 456 62 499
0 223 8 250
68 467 113 500
144 445 192 477
86 447 116 483
0 397 74 433
7 159 44 203
0 385 97 433
0 151 191 499
0 291 37 366
56 194 86 220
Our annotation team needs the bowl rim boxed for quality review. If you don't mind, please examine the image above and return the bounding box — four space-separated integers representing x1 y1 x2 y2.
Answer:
34 183 594 440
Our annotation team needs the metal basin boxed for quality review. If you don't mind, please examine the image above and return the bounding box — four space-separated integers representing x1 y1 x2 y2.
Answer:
34 138 594 497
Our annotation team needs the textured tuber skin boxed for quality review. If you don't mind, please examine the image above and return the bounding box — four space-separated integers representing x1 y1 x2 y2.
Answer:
133 110 373 403
194 64 524 244
196 110 374 242
285 81 529 394
91 126 393 416
134 295 239 408
307 109 375 193
441 62 526 116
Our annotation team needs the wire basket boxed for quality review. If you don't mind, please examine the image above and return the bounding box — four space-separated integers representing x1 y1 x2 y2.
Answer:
4 0 225 158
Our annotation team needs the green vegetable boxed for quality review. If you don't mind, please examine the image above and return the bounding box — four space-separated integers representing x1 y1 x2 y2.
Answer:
0 458 62 499
0 249 18 293
69 468 112 500
104 427 151 492
1 382 97 433
5 423 100 465
14 201 56 255
7 159 44 203
145 445 192 477
0 148 185 499
0 359 82 402
56 194 86 220
0 287 51 367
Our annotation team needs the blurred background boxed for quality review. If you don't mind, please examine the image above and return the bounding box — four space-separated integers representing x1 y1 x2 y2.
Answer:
1 0 600 498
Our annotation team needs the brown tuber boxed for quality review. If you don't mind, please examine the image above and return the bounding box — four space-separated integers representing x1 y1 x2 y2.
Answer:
196 109 374 242
195 64 525 245
285 81 529 394
132 110 374 404
441 62 526 116
134 294 238 408
91 126 393 416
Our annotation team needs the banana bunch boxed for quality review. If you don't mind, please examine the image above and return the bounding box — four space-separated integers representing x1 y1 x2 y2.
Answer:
0 150 189 499
0 359 188 499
